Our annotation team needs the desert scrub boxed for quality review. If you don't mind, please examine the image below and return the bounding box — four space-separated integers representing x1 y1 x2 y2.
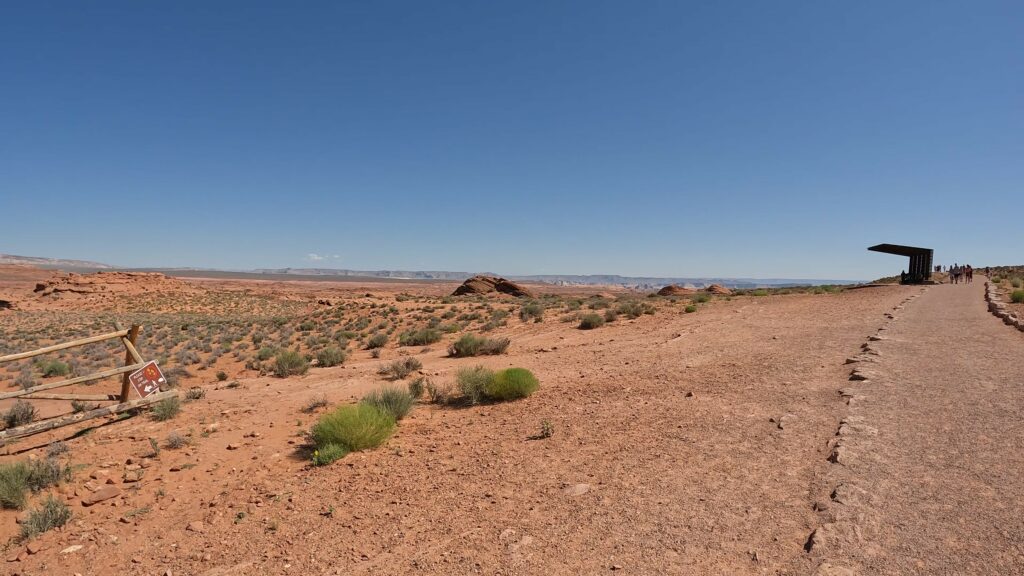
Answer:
151 396 181 421
578 313 605 330
274 350 309 377
615 301 655 319
485 368 539 401
692 293 711 304
603 309 618 322
426 379 451 404
456 365 495 405
685 305 697 313
165 431 190 449
1012 290 1024 304
316 346 347 367
302 394 329 413
216 370 228 381
398 328 442 347
311 443 349 467
448 334 510 357
365 333 388 349
408 376 426 399
38 359 70 377
0 458 72 510
3 400 36 428
311 404 396 454
361 386 415 421
20 495 71 540
378 357 422 380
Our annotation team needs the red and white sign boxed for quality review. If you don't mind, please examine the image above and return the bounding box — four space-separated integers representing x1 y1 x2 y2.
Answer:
128 361 166 398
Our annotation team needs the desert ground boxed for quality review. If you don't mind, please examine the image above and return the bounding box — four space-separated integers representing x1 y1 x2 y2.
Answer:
0 265 1022 575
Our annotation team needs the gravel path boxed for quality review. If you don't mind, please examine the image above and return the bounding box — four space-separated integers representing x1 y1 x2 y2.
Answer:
819 280 1024 574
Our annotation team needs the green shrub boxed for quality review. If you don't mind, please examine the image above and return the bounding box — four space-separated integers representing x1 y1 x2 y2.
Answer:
0 462 29 509
3 400 36 428
1012 278 1023 289
485 368 539 401
991 276 1002 283
1012 290 1024 304
151 396 181 421
615 301 656 318
361 386 415 421
408 376 426 399
378 357 422 380
603 309 618 322
274 350 309 377
519 302 545 322
256 346 278 361
316 347 347 367
20 495 71 540
426 379 451 404
311 404 396 453
39 360 70 377
311 443 349 466
457 366 495 405
398 328 442 347
692 293 711 304
215 371 228 382
751 289 769 297
366 333 388 349
578 313 605 330
448 334 510 357
685 305 697 313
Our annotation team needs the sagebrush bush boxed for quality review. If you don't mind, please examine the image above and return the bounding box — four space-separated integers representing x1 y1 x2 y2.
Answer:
692 293 711 304
379 357 422 380
366 333 388 349
578 313 605 330
302 394 329 413
408 376 426 398
20 496 70 540
519 302 544 322
448 334 510 357
1012 290 1024 304
361 386 415 421
398 328 442 347
1012 278 1023 289
3 400 36 428
151 396 181 421
616 301 656 319
485 368 539 401
274 350 309 377
0 458 71 510
316 347 347 367
165 431 190 449
426 379 451 404
311 404 396 453
603 309 618 322
215 371 228 381
685 305 697 313
39 360 70 377
457 366 495 405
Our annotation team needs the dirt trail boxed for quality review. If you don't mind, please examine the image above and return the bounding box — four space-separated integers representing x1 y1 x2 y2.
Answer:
820 279 1024 574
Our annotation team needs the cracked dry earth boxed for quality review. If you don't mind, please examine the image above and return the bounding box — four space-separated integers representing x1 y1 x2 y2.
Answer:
5 282 1022 575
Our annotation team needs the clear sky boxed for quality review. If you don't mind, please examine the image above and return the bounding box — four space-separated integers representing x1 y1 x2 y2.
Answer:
2 2 1021 280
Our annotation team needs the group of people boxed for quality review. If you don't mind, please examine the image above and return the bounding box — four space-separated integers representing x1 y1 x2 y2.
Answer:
945 263 974 284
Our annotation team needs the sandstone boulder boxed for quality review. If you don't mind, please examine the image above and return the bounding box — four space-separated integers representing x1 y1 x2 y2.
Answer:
657 285 695 297
705 284 732 295
452 275 533 298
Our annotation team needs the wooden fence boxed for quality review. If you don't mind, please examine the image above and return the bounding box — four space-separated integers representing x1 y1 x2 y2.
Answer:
0 323 177 444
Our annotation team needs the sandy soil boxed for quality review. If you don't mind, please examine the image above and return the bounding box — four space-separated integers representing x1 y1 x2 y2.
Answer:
0 269 1020 575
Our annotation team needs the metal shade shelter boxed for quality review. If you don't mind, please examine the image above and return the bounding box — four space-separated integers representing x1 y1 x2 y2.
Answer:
868 243 934 284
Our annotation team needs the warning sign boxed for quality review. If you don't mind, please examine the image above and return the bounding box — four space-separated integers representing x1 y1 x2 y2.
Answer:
129 361 166 398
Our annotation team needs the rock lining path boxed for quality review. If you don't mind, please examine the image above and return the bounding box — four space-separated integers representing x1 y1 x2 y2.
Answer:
819 279 1024 574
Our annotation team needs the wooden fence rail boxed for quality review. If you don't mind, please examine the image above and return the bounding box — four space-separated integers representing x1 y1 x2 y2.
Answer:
0 323 176 445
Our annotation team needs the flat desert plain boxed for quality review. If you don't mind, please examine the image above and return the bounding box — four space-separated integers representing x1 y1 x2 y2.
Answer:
0 266 1022 575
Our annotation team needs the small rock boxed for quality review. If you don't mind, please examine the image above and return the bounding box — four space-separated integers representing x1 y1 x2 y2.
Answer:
563 483 591 497
187 520 206 533
82 485 121 506
61 545 84 554
227 444 241 450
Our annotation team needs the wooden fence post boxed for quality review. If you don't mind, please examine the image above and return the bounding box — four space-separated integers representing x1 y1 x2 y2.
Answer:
119 324 141 402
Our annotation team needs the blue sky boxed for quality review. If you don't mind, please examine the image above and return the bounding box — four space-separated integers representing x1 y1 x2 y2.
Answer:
2 1 1021 280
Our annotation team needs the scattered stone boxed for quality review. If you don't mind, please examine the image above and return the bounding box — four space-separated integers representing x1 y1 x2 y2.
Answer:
123 469 145 483
563 483 591 497
187 520 206 533
82 485 121 506
227 444 241 450
60 545 84 554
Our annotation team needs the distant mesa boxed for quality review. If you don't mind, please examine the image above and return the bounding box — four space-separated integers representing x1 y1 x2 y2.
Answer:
33 271 200 298
706 284 732 295
452 275 534 298
657 284 696 297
